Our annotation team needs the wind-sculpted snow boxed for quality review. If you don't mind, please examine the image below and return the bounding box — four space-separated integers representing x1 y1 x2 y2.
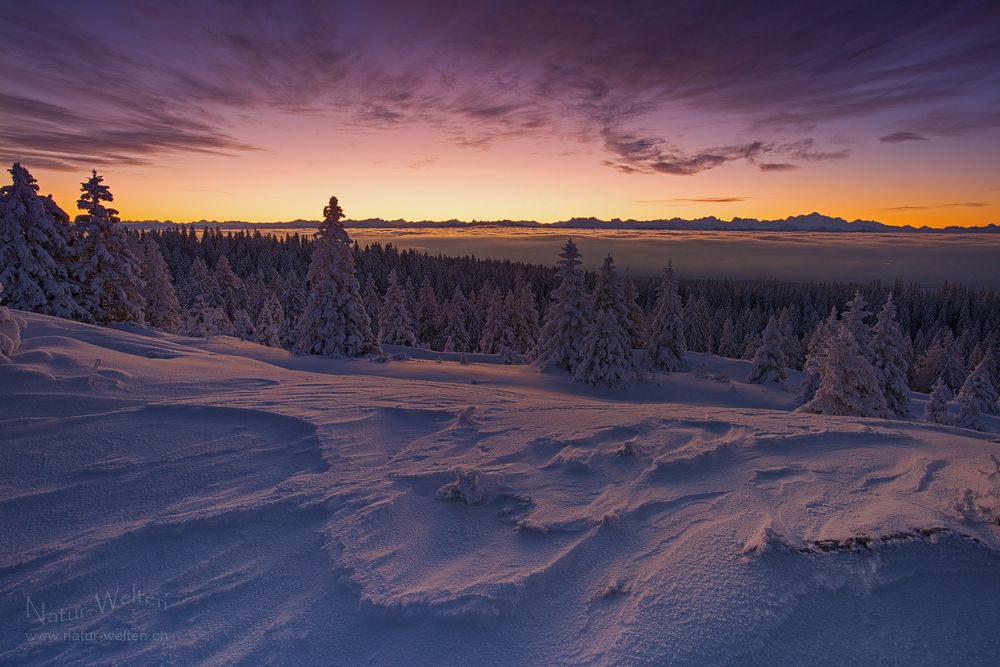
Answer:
1 311 999 663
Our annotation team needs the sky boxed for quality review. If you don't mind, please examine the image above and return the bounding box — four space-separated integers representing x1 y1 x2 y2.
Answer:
2 0 999 227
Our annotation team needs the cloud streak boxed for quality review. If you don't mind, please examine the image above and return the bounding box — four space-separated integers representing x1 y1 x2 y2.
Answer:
880 202 989 211
880 131 926 143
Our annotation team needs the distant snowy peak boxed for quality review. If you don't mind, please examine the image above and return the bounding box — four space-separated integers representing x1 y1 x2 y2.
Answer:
123 214 1000 234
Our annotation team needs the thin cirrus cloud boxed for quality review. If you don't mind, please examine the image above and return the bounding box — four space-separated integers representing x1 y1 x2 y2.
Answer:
636 197 749 204
880 202 989 211
1 0 998 179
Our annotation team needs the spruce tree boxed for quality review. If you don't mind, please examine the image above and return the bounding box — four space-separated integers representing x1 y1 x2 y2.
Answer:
646 261 686 372
925 376 952 424
255 291 285 347
842 291 873 359
415 275 440 347
75 170 145 324
870 294 911 416
777 306 802 369
213 256 244 319
716 317 738 358
362 280 382 336
683 295 713 353
278 269 305 348
799 322 889 417
0 163 86 319
940 332 967 392
139 237 182 332
493 290 522 363
799 307 837 403
623 273 648 349
748 315 787 384
404 276 417 322
297 196 379 357
187 257 216 307
512 277 540 354
912 334 946 392
574 254 633 388
956 360 998 429
478 285 506 354
442 287 471 352
185 294 223 338
530 238 592 372
232 308 255 341
378 269 417 346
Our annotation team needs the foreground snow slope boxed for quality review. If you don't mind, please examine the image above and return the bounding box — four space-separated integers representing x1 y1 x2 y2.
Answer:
2 312 999 665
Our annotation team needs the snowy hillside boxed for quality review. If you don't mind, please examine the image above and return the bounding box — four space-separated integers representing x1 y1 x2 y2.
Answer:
2 312 999 664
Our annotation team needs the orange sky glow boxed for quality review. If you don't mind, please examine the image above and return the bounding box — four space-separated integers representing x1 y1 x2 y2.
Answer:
5 3 999 228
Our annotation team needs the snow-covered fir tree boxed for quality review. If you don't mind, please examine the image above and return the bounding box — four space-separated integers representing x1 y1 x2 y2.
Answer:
255 291 285 347
574 254 633 388
777 306 802 369
478 285 506 354
940 332 968 392
799 321 889 417
925 376 952 424
378 269 417 346
297 196 379 357
75 170 145 324
683 295 713 353
748 315 787 384
185 294 227 338
139 237 182 332
511 276 540 354
799 307 838 403
362 280 381 337
984 344 1000 390
493 290 523 363
530 238 592 372
403 276 416 322
0 282 26 357
842 291 873 359
467 287 483 348
870 294 911 416
232 308 255 341
623 273 648 349
213 256 244 319
414 275 440 347
913 334 947 392
716 317 738 358
968 343 985 374
956 359 998 429
187 257 216 307
0 163 86 319
646 261 686 372
443 287 471 352
278 269 304 348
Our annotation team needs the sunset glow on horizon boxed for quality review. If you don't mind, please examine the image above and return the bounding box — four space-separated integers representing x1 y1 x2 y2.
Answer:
4 1 999 227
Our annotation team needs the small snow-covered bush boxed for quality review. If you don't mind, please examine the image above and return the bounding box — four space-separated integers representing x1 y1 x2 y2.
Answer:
0 306 24 357
0 282 26 357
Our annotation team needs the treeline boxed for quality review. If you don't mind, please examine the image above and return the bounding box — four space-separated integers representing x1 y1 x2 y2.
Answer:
1 163 998 426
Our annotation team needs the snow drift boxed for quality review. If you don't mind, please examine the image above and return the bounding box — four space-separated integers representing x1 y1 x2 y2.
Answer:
1 312 999 664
